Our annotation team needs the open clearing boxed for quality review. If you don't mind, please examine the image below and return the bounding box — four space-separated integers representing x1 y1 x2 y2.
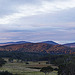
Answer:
0 59 57 75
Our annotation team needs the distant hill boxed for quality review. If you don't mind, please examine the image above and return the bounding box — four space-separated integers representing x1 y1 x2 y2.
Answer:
64 43 75 48
39 41 58 45
0 43 74 54
0 41 31 46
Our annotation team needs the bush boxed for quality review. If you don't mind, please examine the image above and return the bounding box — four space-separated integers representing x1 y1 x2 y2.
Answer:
40 66 53 75
25 62 29 64
0 71 13 75
0 71 18 75
54 68 58 71
46 62 49 64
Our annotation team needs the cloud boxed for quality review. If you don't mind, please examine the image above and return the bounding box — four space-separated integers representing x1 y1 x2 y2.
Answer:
0 0 75 25
0 27 75 44
0 0 75 43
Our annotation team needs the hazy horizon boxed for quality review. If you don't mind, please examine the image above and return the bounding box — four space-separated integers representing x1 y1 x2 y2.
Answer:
0 0 75 44
0 40 74 44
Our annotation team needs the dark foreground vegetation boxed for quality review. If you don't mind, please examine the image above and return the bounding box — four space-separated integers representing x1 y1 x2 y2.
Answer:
58 63 75 75
0 71 16 75
40 66 53 75
0 58 6 67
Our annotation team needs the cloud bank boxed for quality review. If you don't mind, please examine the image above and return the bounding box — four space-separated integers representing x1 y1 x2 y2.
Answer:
0 0 75 43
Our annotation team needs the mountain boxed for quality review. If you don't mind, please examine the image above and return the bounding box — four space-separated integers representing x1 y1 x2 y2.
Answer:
0 41 31 46
40 41 58 45
64 43 75 48
0 43 74 54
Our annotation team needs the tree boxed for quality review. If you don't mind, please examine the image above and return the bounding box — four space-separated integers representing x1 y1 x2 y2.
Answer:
0 58 6 67
8 58 13 63
40 66 53 75
58 63 75 75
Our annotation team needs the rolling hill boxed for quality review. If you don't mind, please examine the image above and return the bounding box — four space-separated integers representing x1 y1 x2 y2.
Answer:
0 43 74 54
39 41 58 45
64 43 75 48
0 41 31 46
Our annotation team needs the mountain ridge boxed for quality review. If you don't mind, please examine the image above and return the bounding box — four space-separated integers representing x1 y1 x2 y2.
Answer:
0 43 74 54
0 41 31 46
63 42 75 48
40 41 58 45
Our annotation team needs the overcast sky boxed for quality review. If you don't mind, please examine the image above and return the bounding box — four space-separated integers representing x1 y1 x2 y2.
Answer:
0 0 75 44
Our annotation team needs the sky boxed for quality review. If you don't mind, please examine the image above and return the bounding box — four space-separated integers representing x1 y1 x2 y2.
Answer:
0 0 75 44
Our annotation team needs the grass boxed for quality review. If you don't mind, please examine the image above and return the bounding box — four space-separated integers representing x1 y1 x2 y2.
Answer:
0 59 57 75
19 71 57 75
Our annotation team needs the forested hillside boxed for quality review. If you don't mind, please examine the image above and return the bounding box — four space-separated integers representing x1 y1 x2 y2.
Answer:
0 43 74 54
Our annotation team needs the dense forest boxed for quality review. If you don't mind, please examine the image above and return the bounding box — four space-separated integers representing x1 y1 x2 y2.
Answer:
0 51 75 64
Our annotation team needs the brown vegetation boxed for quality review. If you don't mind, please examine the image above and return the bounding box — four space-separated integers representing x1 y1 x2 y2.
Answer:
0 43 74 54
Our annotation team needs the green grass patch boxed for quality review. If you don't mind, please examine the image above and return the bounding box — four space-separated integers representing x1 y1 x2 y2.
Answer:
0 60 57 75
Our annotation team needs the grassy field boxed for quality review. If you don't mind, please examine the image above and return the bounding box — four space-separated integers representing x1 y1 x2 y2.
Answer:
0 59 57 75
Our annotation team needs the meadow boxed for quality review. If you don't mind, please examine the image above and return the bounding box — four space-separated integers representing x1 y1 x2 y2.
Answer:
0 59 57 75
